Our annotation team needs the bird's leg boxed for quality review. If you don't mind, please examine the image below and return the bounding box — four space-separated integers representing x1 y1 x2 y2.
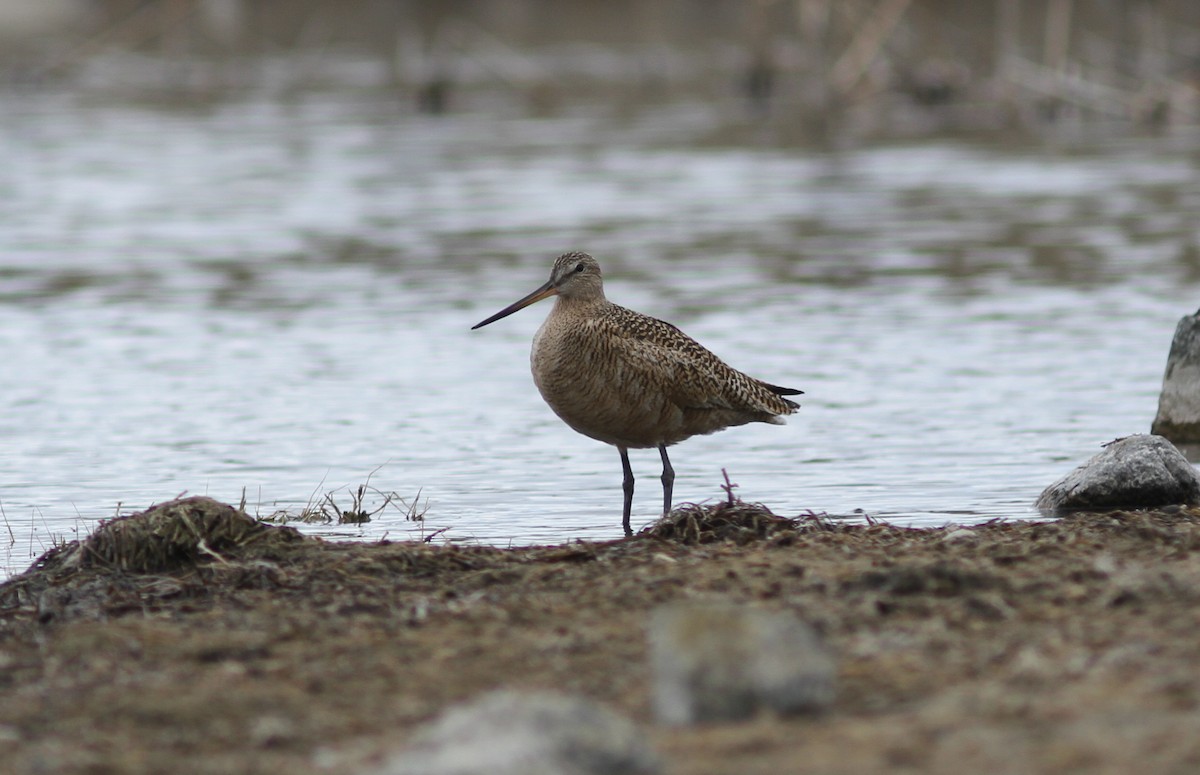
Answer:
619 446 634 537
658 444 675 516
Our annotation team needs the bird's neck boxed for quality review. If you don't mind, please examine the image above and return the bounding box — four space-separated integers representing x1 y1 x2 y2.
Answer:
553 293 607 316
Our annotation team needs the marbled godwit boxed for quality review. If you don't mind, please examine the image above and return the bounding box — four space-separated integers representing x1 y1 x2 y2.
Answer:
472 252 802 536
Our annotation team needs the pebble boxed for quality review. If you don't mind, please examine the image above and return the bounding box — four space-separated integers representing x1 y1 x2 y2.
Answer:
366 690 659 775
648 603 835 725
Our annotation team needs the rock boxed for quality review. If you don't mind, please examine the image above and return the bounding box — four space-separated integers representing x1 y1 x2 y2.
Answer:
1035 434 1200 515
1152 309 1200 443
367 690 659 775
648 604 835 726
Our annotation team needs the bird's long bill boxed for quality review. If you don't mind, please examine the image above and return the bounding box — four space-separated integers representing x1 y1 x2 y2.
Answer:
471 280 558 329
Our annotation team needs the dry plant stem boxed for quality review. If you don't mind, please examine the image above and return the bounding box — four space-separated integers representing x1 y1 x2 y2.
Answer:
830 0 913 94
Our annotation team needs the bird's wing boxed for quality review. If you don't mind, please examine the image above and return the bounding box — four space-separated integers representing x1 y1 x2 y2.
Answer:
589 312 750 413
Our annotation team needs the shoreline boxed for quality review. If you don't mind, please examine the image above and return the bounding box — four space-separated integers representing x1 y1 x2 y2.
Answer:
2 497 1200 773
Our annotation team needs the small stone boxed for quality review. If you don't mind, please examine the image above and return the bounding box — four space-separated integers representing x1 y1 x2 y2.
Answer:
939 527 976 543
249 715 296 747
367 690 659 775
1035 434 1200 515
1152 309 1200 443
648 603 835 726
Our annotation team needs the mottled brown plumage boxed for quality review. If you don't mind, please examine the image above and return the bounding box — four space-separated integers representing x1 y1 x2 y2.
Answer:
472 252 801 536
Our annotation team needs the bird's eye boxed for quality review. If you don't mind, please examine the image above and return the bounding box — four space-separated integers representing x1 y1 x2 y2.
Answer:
574 263 585 273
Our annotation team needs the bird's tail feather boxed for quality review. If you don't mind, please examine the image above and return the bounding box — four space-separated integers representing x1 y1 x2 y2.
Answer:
761 382 802 412
764 382 803 397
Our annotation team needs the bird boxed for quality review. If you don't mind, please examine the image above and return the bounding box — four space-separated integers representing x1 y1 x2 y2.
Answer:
471 251 802 537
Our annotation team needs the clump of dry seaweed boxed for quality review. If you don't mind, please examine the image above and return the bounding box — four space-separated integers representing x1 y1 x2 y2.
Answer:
644 499 808 545
37 496 304 574
0 497 310 621
643 470 832 545
644 489 834 545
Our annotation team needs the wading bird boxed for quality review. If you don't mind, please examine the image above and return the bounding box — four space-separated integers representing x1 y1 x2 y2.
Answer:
472 252 801 536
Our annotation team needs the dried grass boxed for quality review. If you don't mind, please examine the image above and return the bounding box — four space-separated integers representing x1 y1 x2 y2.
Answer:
0 497 310 617
46 496 302 574
644 498 828 545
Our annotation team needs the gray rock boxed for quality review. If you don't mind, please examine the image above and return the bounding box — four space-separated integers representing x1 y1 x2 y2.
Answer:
1035 434 1200 515
368 690 659 775
1152 309 1200 443
648 604 835 726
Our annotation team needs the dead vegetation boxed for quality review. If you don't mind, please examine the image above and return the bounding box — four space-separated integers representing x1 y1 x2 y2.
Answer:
39 497 302 574
258 476 430 529
644 470 833 545
22 1 1200 136
647 500 813 545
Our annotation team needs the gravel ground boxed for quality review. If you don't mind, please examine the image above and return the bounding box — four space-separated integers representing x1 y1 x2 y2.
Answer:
2 497 1200 775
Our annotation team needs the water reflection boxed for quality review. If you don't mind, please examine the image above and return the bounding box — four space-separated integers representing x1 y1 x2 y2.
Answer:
1 83 1197 578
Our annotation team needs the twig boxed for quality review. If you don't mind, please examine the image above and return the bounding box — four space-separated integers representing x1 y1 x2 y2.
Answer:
195 538 230 565
1 501 13 549
1003 56 1132 116
830 0 913 95
1043 0 1073 72
400 488 428 522
720 469 739 506
422 526 450 544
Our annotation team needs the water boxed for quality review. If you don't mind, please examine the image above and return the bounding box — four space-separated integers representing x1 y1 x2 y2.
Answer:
2 76 1198 578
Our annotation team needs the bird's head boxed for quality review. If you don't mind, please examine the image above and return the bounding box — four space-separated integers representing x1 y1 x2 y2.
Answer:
471 251 605 330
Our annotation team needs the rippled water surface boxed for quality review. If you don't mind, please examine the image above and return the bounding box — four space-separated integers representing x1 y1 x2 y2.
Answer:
3 82 1199 577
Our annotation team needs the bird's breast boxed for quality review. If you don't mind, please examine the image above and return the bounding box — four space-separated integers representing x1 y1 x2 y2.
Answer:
530 318 679 448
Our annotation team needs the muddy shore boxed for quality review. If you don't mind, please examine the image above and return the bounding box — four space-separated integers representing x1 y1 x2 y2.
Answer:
2 497 1200 774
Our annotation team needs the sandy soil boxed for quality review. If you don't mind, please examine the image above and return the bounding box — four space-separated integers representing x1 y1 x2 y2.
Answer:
2 496 1200 775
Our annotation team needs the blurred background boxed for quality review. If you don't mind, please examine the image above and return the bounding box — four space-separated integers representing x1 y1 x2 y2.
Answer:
2 0 1200 574
5 1 1200 135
